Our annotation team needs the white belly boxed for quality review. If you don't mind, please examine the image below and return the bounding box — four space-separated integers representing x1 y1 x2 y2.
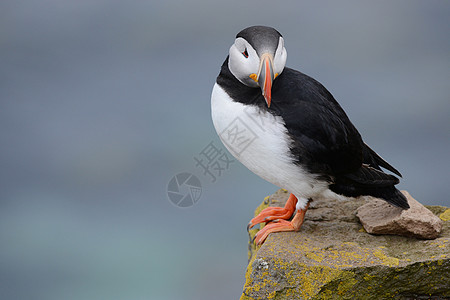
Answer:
211 83 329 204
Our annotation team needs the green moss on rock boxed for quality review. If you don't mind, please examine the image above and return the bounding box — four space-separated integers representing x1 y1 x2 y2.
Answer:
242 189 450 299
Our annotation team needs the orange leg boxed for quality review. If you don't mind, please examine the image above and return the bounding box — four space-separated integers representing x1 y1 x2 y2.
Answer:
248 193 298 230
254 202 310 245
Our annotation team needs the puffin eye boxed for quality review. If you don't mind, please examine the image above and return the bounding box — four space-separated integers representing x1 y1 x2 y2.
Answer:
242 49 249 58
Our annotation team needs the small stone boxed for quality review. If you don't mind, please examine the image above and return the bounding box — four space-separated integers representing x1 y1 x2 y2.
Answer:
356 190 443 239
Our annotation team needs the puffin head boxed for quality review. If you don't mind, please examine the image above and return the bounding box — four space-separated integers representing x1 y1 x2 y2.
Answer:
228 26 287 108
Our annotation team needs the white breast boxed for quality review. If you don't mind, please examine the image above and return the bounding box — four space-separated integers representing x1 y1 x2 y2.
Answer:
211 83 330 206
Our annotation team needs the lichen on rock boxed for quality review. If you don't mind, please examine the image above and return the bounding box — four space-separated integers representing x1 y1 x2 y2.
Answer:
241 189 450 299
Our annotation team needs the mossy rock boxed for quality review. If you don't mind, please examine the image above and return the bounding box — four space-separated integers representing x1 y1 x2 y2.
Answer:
242 189 450 299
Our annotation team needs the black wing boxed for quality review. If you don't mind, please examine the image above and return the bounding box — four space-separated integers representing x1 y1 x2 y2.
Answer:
363 143 402 177
272 68 409 208
272 67 365 176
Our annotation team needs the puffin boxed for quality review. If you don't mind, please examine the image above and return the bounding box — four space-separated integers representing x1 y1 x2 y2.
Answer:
211 26 409 245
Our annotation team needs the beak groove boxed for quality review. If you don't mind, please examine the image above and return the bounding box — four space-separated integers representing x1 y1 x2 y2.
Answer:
257 54 275 108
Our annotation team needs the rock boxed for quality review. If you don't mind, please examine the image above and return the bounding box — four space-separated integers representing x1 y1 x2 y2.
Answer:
356 191 443 239
242 189 450 300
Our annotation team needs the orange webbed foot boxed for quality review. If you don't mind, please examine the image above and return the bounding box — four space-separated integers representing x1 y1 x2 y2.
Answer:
254 202 309 245
248 193 298 230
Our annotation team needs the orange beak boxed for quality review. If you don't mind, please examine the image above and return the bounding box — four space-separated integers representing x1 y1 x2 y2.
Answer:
257 53 275 108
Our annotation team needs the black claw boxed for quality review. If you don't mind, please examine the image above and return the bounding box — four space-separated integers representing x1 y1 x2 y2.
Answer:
252 233 257 243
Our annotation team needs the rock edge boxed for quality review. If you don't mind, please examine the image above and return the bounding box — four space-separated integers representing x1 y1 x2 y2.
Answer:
242 189 450 300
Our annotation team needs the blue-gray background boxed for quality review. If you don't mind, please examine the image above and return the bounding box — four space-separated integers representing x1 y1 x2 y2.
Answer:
1 1 449 299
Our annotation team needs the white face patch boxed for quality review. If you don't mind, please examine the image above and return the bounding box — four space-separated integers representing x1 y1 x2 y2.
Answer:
228 37 287 87
273 37 287 77
228 38 259 87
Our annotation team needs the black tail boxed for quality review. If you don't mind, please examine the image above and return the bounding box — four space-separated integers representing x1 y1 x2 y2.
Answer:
360 185 409 209
330 165 410 209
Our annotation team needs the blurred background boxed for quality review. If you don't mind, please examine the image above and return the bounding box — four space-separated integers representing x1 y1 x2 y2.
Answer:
1 1 449 299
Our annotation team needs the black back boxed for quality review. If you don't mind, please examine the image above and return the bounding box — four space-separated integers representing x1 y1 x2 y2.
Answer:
217 58 363 175
216 58 409 208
